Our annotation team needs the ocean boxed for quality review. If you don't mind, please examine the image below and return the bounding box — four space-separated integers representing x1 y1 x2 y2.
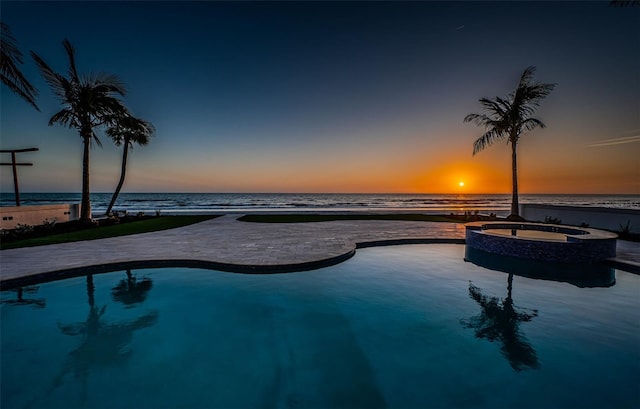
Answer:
1 193 639 217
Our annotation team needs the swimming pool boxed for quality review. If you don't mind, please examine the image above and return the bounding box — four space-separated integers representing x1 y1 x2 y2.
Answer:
2 244 638 409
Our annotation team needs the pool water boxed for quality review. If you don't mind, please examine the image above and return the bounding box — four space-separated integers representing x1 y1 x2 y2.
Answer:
2 244 639 409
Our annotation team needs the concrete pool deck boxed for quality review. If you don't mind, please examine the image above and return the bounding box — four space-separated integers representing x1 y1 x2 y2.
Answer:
1 215 639 287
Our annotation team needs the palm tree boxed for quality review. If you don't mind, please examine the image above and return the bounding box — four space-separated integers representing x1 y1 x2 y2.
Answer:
1 22 38 110
31 40 128 222
104 114 155 216
464 66 555 219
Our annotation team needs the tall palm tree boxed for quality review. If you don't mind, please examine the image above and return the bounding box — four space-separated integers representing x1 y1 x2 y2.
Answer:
31 40 128 222
1 22 39 110
104 114 155 216
464 66 555 219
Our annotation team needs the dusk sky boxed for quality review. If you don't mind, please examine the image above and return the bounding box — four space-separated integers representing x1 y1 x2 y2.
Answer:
1 1 638 194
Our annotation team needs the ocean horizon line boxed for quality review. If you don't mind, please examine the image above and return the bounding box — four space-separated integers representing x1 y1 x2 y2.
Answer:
6 192 640 196
2 192 638 214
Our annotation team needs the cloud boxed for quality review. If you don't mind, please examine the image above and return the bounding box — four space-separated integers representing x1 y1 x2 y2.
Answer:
586 133 640 148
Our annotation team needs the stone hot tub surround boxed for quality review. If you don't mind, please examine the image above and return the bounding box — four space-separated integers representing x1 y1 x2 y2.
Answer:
465 222 617 263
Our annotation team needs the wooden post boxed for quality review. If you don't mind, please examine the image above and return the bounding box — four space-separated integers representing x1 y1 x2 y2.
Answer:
1 148 39 206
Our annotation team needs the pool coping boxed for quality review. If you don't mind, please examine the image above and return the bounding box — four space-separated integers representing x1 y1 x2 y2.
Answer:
1 215 638 290
0 238 466 290
0 215 469 289
465 221 619 241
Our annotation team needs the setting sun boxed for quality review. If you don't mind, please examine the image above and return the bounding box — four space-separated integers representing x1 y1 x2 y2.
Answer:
459 182 465 187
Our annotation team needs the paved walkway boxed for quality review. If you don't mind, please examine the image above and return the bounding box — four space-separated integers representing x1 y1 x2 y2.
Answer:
1 215 638 286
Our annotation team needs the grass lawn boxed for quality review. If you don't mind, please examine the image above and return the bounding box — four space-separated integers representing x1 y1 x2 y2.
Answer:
238 214 465 223
1 215 217 250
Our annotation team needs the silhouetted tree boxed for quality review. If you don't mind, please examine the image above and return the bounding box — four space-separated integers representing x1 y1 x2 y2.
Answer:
464 66 555 219
31 40 128 222
0 22 38 110
105 115 155 216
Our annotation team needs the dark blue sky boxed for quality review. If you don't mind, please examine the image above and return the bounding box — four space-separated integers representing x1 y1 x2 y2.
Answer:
1 1 638 193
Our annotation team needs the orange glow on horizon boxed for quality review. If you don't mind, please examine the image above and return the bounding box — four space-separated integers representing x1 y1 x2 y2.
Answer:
406 159 512 194
39 137 637 194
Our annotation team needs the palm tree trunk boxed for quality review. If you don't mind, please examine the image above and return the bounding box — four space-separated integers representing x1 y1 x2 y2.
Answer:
510 142 519 217
80 136 92 222
105 141 129 216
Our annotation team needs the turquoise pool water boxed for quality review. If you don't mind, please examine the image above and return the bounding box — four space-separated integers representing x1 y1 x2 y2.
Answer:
2 244 639 409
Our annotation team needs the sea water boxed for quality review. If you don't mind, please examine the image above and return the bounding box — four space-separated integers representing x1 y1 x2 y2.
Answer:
1 192 638 217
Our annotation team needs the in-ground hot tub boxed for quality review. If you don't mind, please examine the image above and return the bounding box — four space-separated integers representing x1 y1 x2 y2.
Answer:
465 222 617 263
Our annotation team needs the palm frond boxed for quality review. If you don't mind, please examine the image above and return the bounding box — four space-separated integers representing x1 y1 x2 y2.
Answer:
494 97 511 113
62 39 79 82
481 96 511 118
529 82 556 102
1 72 39 110
83 72 127 96
91 131 103 148
95 97 129 124
521 118 546 132
98 73 127 95
31 51 69 100
1 22 22 62
516 66 537 91
131 118 155 147
48 109 76 127
473 129 506 155
107 114 155 148
464 113 503 131
1 22 39 110
463 113 486 125
512 68 556 118
465 94 511 141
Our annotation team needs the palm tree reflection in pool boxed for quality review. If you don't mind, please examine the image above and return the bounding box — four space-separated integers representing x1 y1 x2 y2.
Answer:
52 274 157 405
111 269 153 306
462 274 539 371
